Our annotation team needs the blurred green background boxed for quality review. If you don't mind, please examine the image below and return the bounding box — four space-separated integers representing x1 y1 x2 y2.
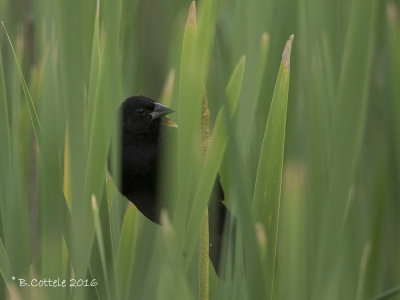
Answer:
0 0 399 299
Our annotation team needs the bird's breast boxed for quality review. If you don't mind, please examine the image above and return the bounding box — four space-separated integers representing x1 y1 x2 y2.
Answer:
120 143 160 195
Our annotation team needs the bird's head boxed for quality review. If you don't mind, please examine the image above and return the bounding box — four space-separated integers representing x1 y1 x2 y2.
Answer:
120 95 176 141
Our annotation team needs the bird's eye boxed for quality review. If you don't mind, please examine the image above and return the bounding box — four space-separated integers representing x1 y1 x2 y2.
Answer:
136 108 145 115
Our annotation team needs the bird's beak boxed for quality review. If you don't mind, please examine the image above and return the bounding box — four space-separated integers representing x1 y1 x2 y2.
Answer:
150 102 176 120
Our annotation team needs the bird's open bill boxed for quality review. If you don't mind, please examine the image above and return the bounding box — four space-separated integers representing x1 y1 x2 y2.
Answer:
163 118 178 128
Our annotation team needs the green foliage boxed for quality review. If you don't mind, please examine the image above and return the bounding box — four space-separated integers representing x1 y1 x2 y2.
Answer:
0 0 399 299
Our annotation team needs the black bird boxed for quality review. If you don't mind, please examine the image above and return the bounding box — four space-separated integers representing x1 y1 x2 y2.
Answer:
109 95 229 273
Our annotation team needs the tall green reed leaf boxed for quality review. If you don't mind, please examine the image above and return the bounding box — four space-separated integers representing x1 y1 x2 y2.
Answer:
0 44 11 181
314 0 378 297
252 34 294 300
277 162 307 299
0 30 31 287
0 47 11 286
0 238 11 286
91 195 112 300
175 1 202 236
1 21 41 147
115 206 136 300
184 55 246 266
175 0 220 270
37 41 66 300
387 2 400 187
57 0 94 284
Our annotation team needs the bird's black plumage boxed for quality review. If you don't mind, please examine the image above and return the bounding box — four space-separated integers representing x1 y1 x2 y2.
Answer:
109 95 228 273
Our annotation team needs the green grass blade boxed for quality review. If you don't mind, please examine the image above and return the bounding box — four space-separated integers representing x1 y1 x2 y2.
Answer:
0 44 12 283
0 30 32 286
222 109 267 299
115 206 136 300
174 0 221 272
199 211 209 300
84 2 122 297
85 0 122 208
184 55 246 265
252 34 294 300
1 21 41 147
0 46 11 285
56 0 95 284
87 0 101 133
243 32 270 161
314 0 378 296
174 2 202 237
369 286 400 300
37 41 66 299
277 162 307 299
0 44 11 181
91 195 112 300
387 2 400 188
0 238 11 285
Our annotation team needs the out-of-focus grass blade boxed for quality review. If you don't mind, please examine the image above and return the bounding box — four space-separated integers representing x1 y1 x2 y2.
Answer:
0 47 11 285
199 89 211 300
0 46 11 283
126 218 159 300
175 1 202 237
1 21 41 146
184 55 246 265
140 214 192 300
57 0 94 284
85 0 122 206
0 238 11 286
86 0 101 132
63 130 71 207
314 0 378 297
91 195 112 300
107 177 125 259
236 30 272 188
37 41 66 299
175 0 220 274
243 32 270 165
252 34 293 300
85 1 122 297
0 44 11 183
355 242 372 300
387 2 400 187
93 187 116 299
160 69 175 107
115 206 136 300
222 109 267 299
1 31 31 286
369 285 400 300
276 162 307 300
226 56 247 110
199 211 209 300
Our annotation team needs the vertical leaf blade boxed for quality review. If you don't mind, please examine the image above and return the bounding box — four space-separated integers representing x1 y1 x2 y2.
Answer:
252 34 294 300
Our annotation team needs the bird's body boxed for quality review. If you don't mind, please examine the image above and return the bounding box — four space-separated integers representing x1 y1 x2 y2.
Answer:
109 95 228 272
121 133 161 221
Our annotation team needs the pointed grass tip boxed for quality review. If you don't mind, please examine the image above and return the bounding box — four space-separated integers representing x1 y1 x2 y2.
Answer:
91 194 98 211
160 69 175 106
160 208 173 235
387 2 398 25
261 32 270 48
282 34 294 70
255 223 267 250
185 1 197 29
239 54 246 65
96 0 100 15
